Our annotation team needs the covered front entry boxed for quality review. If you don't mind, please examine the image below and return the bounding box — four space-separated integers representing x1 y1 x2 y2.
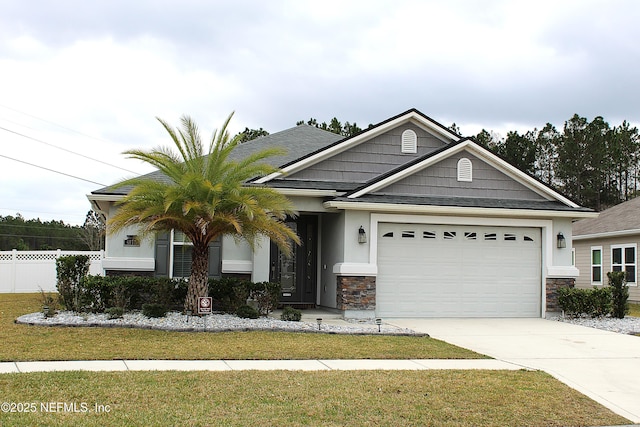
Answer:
376 223 542 318
270 215 318 306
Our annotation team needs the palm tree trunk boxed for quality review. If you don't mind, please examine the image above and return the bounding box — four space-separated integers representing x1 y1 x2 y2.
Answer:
185 243 209 313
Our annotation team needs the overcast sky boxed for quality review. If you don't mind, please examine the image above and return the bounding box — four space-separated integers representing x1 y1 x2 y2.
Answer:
1 0 639 226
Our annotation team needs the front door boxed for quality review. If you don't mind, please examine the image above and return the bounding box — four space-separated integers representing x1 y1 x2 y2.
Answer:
270 215 317 306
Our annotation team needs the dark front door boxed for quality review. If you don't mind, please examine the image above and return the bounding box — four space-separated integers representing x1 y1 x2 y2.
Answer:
270 215 318 306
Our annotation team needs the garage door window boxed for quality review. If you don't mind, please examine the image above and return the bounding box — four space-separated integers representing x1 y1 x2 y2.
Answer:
591 247 602 284
611 244 636 285
423 231 436 239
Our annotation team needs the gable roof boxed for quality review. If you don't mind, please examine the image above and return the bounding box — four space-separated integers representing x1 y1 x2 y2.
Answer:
89 108 593 218
573 196 640 238
91 124 341 196
253 108 461 184
345 138 582 209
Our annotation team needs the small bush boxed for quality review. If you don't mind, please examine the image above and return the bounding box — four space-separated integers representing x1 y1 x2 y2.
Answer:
608 271 629 319
56 255 90 311
209 277 251 312
557 286 612 317
105 307 124 319
38 288 60 314
248 281 282 316
142 303 168 318
236 304 259 319
280 306 302 322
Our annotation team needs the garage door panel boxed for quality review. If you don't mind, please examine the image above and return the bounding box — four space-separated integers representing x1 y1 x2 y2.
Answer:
377 223 541 318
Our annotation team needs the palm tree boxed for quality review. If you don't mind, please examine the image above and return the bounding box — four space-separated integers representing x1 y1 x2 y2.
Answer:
108 113 299 312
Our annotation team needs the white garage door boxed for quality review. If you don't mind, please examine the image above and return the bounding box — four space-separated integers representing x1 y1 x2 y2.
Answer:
376 223 541 318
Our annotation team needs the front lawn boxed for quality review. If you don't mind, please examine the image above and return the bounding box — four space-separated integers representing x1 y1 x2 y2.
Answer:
0 370 629 427
629 302 640 317
1 293 482 361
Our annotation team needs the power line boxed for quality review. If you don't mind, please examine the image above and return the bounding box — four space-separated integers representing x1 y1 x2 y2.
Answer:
0 104 114 145
0 153 107 186
0 125 138 174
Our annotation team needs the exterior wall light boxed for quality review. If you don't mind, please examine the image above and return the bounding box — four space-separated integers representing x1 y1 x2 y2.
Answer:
358 226 367 244
557 232 566 249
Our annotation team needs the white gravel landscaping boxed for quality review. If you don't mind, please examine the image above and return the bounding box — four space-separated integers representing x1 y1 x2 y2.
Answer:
553 315 640 335
16 311 640 336
15 310 421 336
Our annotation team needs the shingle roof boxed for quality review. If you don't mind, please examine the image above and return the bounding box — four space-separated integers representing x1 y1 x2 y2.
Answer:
573 197 640 236
92 124 342 196
331 194 593 212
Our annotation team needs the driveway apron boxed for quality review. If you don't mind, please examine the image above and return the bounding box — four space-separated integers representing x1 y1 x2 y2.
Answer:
386 318 640 423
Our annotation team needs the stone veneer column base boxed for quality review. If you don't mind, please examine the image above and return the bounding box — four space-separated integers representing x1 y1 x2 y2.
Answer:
546 277 575 313
336 276 376 319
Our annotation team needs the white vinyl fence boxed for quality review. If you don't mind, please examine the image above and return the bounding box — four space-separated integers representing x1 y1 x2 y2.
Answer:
0 250 104 293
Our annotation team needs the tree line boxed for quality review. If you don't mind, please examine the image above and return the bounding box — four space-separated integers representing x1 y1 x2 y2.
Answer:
238 114 639 211
470 114 639 211
0 211 104 251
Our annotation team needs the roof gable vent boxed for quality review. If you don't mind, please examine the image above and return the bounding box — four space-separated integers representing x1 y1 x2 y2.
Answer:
457 157 472 182
401 129 417 154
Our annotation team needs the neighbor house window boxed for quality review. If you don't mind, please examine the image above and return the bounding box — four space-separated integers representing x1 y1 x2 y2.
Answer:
401 129 417 153
611 244 636 284
591 246 602 284
172 230 193 278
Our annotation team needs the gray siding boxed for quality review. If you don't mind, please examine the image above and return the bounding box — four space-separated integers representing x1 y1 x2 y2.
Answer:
574 235 640 302
376 151 547 201
286 123 446 183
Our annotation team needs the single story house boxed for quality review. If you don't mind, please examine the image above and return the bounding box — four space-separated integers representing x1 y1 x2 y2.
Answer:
88 108 595 318
573 196 639 302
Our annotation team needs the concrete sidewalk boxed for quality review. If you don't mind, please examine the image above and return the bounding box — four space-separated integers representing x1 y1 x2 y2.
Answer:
0 358 519 373
386 318 640 424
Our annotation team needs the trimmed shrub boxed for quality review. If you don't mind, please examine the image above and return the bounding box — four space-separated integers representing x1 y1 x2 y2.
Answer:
557 286 612 317
142 303 168 318
236 304 259 319
209 277 251 312
247 281 281 316
608 271 629 319
281 306 302 322
56 255 90 311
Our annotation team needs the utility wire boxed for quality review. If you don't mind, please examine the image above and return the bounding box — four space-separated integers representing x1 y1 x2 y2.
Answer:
0 153 106 186
0 125 138 174
0 104 114 145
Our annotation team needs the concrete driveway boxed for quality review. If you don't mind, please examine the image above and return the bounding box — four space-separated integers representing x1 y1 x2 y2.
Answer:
386 318 640 423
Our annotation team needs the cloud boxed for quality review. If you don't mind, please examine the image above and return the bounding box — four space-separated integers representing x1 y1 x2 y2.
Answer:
1 0 639 224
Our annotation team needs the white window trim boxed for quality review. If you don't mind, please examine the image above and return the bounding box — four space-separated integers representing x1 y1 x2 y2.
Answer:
170 230 193 279
611 243 637 286
591 246 603 285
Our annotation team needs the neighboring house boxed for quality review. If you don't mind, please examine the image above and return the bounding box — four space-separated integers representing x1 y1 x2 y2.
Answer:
88 108 595 318
573 197 640 302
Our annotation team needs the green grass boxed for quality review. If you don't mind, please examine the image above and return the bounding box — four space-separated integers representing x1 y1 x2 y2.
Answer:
0 370 629 427
1 293 482 361
628 302 640 317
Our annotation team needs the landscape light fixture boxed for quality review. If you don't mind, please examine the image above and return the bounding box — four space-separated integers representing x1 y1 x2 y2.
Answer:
316 318 322 330
375 318 382 333
358 226 367 244
557 232 566 249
